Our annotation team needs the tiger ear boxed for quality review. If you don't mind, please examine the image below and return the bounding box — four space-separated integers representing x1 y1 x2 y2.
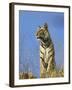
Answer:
44 23 48 29
39 26 41 28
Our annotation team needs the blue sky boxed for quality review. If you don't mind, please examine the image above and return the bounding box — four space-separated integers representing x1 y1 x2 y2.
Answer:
19 10 64 78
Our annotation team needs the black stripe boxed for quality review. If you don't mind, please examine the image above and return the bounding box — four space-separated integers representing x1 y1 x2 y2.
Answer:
40 57 44 61
42 62 48 70
41 43 46 49
41 45 45 49
40 57 48 70
40 50 44 55
48 48 54 53
48 54 54 60
48 50 54 56
48 50 53 55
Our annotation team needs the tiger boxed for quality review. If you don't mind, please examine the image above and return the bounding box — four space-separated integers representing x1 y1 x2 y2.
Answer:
36 23 56 78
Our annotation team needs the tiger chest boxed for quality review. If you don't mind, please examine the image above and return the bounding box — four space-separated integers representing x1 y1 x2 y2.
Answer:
40 45 49 63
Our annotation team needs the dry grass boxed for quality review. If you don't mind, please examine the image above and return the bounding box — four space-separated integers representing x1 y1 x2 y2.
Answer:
19 72 37 79
19 68 64 79
47 68 64 77
40 68 64 78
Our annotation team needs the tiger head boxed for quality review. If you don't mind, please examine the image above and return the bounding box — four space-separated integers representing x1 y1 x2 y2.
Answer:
36 23 51 43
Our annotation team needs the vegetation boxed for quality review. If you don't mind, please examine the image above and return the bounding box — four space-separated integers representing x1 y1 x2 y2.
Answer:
19 67 64 79
19 72 37 79
40 67 64 78
19 62 64 79
19 62 37 79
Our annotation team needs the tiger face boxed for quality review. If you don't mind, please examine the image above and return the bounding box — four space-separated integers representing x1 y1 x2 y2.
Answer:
36 24 50 43
36 27 45 39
